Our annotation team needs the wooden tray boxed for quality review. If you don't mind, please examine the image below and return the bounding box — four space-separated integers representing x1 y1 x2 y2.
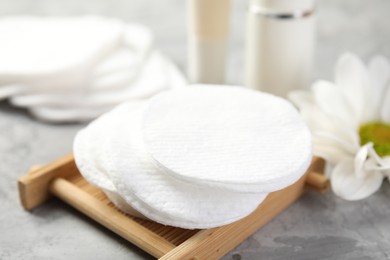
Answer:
18 154 328 259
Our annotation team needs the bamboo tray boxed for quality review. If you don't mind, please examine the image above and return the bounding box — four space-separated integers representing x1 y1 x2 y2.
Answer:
18 154 328 259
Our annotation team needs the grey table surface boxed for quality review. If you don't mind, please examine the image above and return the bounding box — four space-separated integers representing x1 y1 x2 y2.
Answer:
1 0 390 259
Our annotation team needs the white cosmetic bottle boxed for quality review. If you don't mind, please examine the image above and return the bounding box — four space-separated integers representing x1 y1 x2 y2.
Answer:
245 0 315 97
188 0 230 84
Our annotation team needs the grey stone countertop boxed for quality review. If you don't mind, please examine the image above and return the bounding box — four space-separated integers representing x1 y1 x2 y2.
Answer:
1 0 390 259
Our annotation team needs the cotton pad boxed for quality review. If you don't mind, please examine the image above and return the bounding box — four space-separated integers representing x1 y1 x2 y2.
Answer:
0 24 152 100
74 128 115 192
0 85 24 100
93 103 193 224
91 24 153 81
0 16 124 84
11 52 187 122
28 106 114 123
143 85 312 193
10 51 185 108
74 102 225 226
73 105 145 218
0 16 188 123
101 101 268 229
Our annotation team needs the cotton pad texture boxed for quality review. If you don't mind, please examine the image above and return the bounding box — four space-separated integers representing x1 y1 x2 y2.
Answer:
143 85 312 193
73 85 312 229
0 16 186 122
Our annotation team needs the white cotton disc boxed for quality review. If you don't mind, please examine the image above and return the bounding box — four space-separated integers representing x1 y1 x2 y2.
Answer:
0 84 24 100
12 52 187 123
73 104 145 218
101 101 267 229
0 23 152 99
74 128 116 193
11 51 186 109
28 106 113 123
0 16 124 84
91 24 153 81
142 85 312 193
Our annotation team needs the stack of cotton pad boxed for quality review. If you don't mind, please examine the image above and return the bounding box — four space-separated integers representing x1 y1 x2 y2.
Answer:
0 16 186 122
73 85 312 229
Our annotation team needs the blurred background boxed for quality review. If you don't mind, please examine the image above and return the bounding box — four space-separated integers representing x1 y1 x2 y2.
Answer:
1 0 390 259
1 0 389 84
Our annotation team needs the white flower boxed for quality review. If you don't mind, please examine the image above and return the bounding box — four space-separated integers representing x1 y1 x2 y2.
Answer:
289 53 390 200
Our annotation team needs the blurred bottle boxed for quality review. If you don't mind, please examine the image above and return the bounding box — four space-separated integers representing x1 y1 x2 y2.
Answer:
245 0 315 97
188 0 230 84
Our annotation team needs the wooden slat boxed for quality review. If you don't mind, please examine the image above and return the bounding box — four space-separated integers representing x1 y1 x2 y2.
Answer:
18 154 76 210
49 178 176 258
67 173 199 246
159 174 306 259
160 158 324 259
306 171 329 192
18 155 327 260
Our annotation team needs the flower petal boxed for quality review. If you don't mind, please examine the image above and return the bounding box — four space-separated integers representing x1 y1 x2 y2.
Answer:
369 56 390 92
312 80 357 129
381 156 390 169
382 157 390 182
331 158 384 201
299 104 360 152
290 85 359 147
368 56 390 119
366 149 390 171
301 108 349 139
300 106 334 133
315 132 359 154
335 53 370 124
380 84 390 122
354 143 372 178
367 145 382 164
313 136 352 164
288 90 315 110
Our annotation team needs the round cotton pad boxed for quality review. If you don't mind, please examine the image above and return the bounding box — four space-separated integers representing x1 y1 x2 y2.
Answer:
102 101 268 229
74 128 115 193
30 106 113 123
0 24 152 100
91 24 153 81
12 52 187 122
10 51 186 109
0 16 123 83
142 85 312 193
73 105 145 218
74 102 202 224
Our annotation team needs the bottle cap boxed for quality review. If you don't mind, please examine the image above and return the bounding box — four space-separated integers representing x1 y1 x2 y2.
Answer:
250 0 314 12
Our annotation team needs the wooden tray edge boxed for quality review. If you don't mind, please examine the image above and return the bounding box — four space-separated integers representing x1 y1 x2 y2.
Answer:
17 155 327 259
